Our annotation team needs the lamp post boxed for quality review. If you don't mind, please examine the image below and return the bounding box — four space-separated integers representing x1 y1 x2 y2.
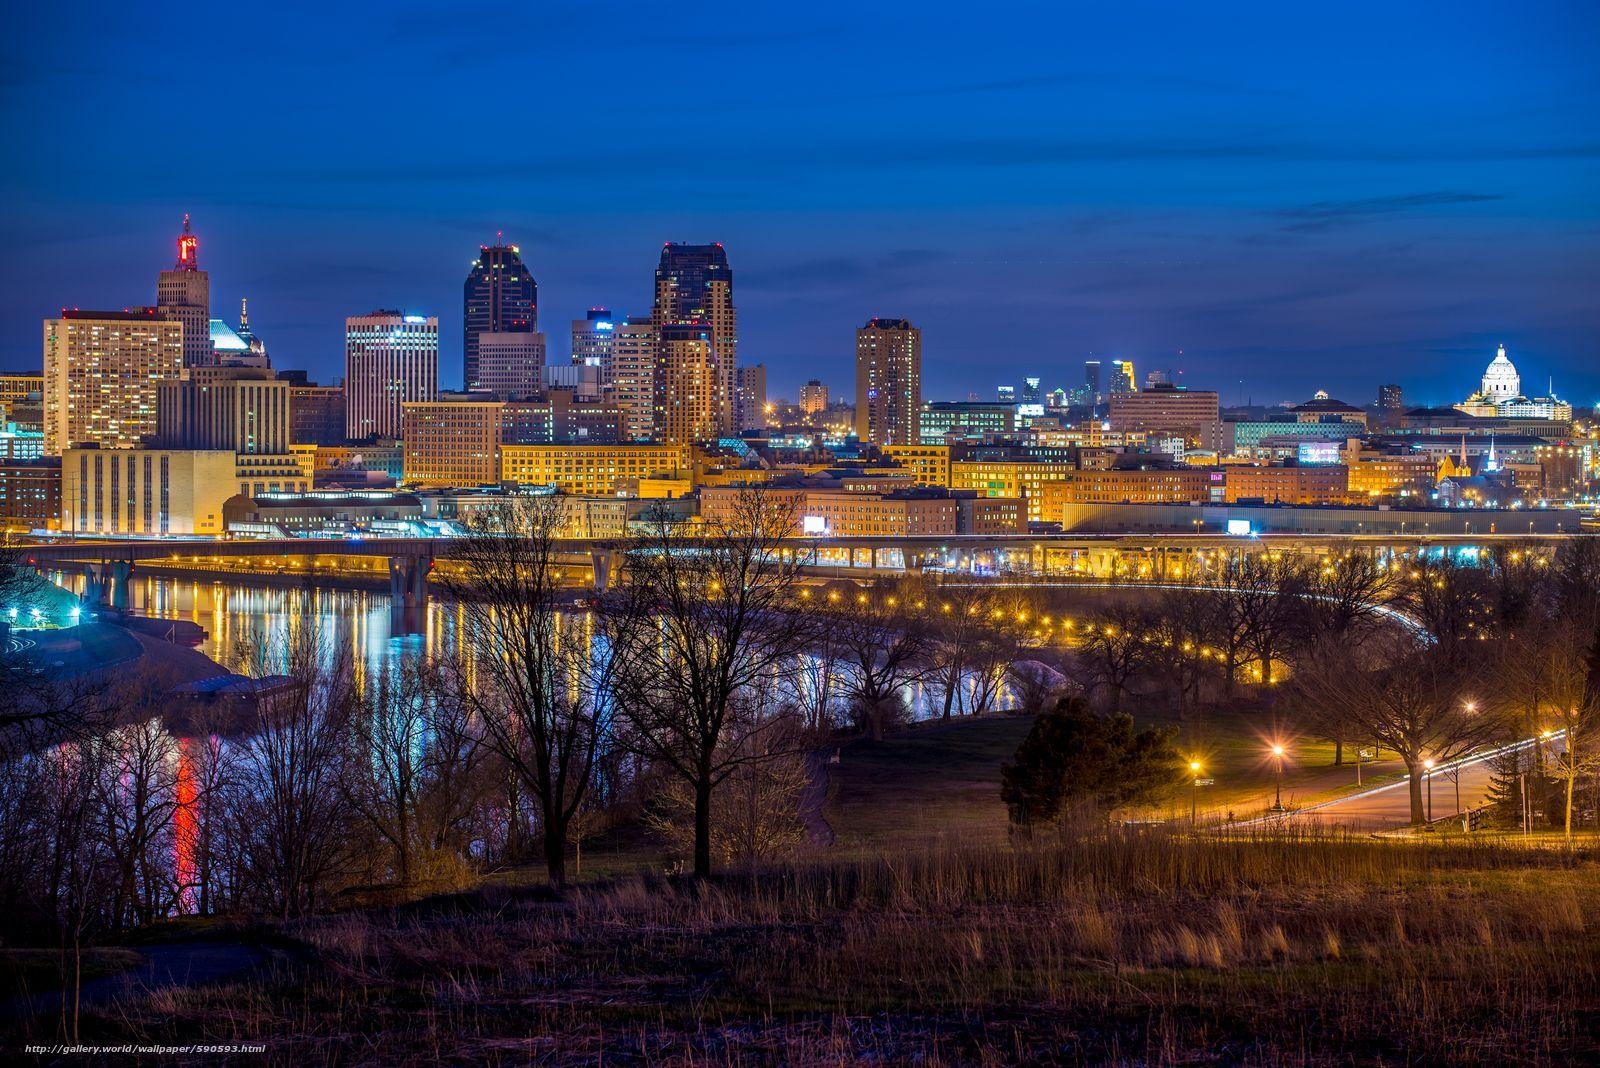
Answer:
1271 744 1286 812
1424 758 1435 823
1189 760 1202 826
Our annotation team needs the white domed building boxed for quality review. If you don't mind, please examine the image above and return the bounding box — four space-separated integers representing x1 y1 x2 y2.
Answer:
1457 344 1571 421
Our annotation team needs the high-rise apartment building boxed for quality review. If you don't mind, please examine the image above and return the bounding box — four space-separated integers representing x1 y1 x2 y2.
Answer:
43 309 184 454
476 331 547 398
345 312 438 440
855 318 922 447
1378 384 1404 410
156 215 212 369
653 243 736 434
610 316 657 441
463 241 536 392
799 379 828 417
571 309 616 367
735 364 769 430
654 322 716 445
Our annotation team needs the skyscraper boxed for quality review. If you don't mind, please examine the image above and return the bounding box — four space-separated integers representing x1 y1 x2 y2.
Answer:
1378 383 1403 410
652 243 736 434
43 308 183 454
463 241 536 392
157 214 212 369
571 309 616 367
345 312 439 440
477 332 547 398
1084 360 1102 402
799 379 828 417
1110 359 1137 394
735 364 769 430
654 322 716 445
855 318 922 447
611 316 657 441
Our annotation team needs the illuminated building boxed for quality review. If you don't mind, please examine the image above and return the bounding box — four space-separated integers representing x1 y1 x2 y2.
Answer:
1109 360 1136 395
1341 442 1435 499
735 364 769 429
1289 392 1367 427
1378 384 1403 411
950 458 1083 523
43 308 183 454
1084 360 1102 403
919 401 1013 445
1224 464 1349 505
855 318 921 447
401 399 504 487
157 367 307 496
1036 468 1221 516
1457 345 1572 421
1108 384 1222 451
61 446 237 535
0 458 60 531
502 393 622 446
653 243 737 434
499 443 690 496
156 215 212 369
544 361 602 400
571 309 615 367
654 322 716 444
799 379 829 417
463 241 536 392
883 444 952 487
610 316 656 441
345 311 438 440
476 331 547 398
1 371 45 417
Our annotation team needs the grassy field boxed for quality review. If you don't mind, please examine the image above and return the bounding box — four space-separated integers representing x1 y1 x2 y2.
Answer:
47 834 1600 1064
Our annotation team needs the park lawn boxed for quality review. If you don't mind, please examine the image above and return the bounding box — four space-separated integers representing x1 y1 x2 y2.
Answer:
824 713 1035 854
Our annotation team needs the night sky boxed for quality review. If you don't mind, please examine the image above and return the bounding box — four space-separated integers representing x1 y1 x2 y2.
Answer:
3 2 1596 408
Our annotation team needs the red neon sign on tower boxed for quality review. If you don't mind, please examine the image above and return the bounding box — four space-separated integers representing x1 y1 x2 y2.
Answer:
176 213 198 269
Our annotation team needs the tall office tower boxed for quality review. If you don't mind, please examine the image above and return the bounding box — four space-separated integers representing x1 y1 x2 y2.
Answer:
1084 360 1102 402
462 241 536 392
1022 377 1042 404
799 379 828 417
345 311 438 440
1378 383 1403 410
652 243 736 434
477 331 547 398
1110 359 1137 394
571 309 616 367
156 214 213 369
854 317 922 447
735 364 768 430
610 316 657 441
43 308 183 454
157 368 289 454
654 322 716 445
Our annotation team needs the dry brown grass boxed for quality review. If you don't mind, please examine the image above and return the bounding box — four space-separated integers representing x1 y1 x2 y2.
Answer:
60 831 1600 1065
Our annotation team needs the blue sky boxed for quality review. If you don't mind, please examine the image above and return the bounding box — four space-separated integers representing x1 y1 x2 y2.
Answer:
2 1 1596 407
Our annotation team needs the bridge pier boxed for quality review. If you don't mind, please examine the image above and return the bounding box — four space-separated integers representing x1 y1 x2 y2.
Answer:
388 554 432 637
590 548 622 592
81 559 135 612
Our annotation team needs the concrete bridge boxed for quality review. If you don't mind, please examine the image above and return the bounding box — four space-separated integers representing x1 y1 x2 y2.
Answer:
15 530 1582 635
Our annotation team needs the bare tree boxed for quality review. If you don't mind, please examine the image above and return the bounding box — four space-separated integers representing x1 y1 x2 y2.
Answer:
826 579 935 740
1072 602 1150 713
610 487 813 878
1139 591 1219 719
440 495 619 887
1296 633 1504 824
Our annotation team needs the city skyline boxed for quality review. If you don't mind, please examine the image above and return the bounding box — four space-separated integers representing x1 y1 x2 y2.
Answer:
3 3 1595 406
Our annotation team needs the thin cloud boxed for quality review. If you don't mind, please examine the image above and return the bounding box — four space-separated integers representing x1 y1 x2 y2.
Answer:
1270 191 1506 232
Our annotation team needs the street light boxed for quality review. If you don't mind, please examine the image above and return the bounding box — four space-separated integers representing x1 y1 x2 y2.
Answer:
1189 760 1202 825
1424 758 1435 823
1270 743 1286 812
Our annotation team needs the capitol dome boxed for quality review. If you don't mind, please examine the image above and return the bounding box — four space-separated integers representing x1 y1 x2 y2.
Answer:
1480 344 1521 402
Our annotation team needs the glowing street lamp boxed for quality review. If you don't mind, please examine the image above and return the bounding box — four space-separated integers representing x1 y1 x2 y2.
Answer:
1189 760 1202 825
1270 743 1286 812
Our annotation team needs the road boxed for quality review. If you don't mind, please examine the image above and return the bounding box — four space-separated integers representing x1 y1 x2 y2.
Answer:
1258 735 1559 831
